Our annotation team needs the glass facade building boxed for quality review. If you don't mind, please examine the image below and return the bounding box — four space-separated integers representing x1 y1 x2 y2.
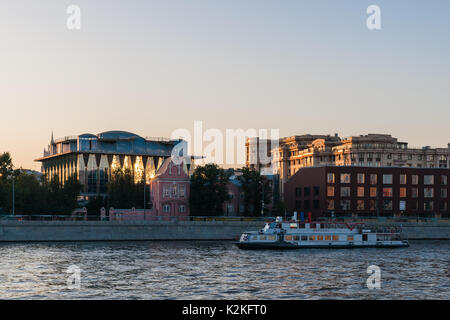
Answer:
35 131 187 198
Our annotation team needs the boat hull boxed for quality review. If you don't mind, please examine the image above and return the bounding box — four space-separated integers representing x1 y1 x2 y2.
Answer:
236 241 410 250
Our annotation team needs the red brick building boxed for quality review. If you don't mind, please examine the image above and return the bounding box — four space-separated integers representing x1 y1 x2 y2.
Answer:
284 166 449 218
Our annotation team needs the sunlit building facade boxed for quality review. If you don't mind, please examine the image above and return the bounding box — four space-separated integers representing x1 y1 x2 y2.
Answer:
247 134 450 201
35 131 187 199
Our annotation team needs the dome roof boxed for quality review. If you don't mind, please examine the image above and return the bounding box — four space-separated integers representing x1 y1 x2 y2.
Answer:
97 131 143 140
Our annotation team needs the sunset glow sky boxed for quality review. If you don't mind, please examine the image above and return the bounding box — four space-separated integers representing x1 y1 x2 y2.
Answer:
1 0 449 170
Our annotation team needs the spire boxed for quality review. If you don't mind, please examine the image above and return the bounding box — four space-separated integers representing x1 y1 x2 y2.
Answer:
51 131 54 144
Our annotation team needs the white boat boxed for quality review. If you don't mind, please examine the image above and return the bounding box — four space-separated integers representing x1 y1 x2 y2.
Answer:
237 215 409 250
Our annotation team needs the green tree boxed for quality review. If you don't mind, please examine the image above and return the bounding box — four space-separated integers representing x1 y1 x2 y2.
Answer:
238 167 272 216
42 174 82 214
107 168 145 209
0 152 82 215
0 152 13 178
189 163 231 216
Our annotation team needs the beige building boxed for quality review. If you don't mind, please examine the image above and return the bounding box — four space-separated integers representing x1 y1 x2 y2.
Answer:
247 133 450 200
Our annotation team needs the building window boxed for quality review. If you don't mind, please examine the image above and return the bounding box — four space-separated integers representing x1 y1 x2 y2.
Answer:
304 200 310 210
87 170 97 194
412 175 418 185
312 187 320 197
357 173 365 184
370 187 377 197
441 188 448 198
383 187 393 197
383 200 393 210
357 187 364 197
399 200 406 211
357 200 365 210
340 173 351 184
340 200 351 210
172 184 178 197
327 200 334 210
327 186 334 197
179 185 186 197
440 200 447 211
295 187 302 197
424 200 434 211
400 174 407 185
424 188 434 198
327 173 335 183
399 187 407 198
369 200 376 210
304 187 311 197
341 187 351 197
313 200 319 209
411 200 418 210
163 186 170 197
179 205 186 213
163 204 170 213
383 174 393 184
411 188 418 198
442 176 448 186
424 175 434 185
370 174 377 185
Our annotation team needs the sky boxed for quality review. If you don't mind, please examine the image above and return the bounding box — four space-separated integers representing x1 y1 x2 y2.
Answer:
0 0 449 170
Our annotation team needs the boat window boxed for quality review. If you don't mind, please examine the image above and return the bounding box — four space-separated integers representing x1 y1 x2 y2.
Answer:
320 224 325 229
259 235 267 240
267 235 276 241
317 235 324 241
310 223 316 229
347 235 354 241
301 235 308 241
325 235 331 241
299 223 305 229
251 236 258 240
290 223 298 228
293 235 300 241
285 235 292 241
332 235 339 241
309 235 315 241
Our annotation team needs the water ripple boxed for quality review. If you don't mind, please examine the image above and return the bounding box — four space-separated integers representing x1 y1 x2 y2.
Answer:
0 240 448 299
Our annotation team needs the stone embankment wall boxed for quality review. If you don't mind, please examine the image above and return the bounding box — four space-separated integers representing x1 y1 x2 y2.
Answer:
0 220 449 242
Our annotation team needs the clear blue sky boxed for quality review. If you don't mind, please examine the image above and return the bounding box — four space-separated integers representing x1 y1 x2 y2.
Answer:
0 0 449 169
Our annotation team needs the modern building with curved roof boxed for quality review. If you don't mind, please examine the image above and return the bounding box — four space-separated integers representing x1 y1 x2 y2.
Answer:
35 131 189 199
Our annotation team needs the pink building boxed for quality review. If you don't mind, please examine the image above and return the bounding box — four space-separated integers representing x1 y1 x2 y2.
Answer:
223 176 245 216
150 158 191 216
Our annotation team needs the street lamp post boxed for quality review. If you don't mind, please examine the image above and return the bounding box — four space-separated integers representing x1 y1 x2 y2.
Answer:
12 175 15 216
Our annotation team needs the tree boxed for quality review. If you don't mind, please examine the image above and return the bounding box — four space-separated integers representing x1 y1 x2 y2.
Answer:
189 164 231 216
107 168 145 209
0 152 13 179
0 152 82 215
238 167 272 216
42 173 82 214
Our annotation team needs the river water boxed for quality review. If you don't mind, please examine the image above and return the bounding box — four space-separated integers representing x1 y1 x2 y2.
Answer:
0 240 448 299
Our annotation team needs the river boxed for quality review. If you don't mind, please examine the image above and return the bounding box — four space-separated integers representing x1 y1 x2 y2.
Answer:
0 240 448 299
